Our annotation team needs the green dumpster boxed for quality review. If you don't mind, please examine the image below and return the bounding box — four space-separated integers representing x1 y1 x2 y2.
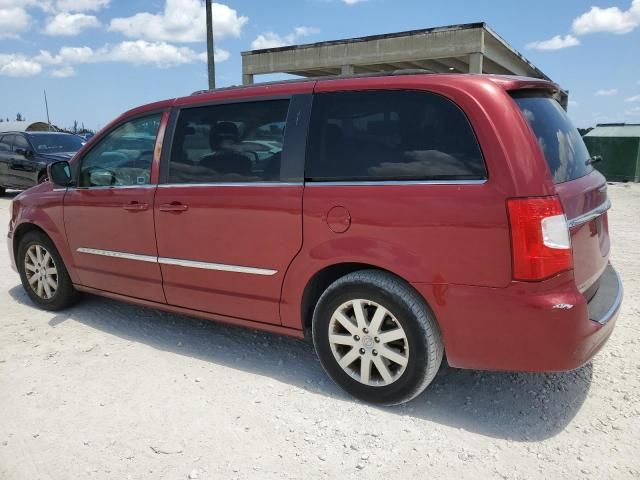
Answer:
583 123 640 182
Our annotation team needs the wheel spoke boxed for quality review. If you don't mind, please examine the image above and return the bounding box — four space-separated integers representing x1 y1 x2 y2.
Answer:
360 356 372 384
27 250 38 266
28 274 38 285
368 305 387 335
338 347 360 369
46 276 57 290
35 246 43 263
329 334 356 346
373 356 393 385
352 300 368 330
379 346 408 367
43 280 52 298
333 311 358 336
36 279 44 297
378 328 406 344
42 252 51 267
25 262 36 272
45 268 57 275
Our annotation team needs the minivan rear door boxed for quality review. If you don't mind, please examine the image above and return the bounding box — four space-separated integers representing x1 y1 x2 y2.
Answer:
513 94 610 296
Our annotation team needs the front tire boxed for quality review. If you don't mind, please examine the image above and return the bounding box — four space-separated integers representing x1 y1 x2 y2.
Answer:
312 270 443 405
17 231 80 311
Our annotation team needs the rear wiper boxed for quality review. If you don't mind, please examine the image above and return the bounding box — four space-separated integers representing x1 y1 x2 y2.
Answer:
586 155 602 166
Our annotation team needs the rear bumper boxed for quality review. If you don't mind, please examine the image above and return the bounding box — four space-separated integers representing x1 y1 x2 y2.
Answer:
413 264 622 372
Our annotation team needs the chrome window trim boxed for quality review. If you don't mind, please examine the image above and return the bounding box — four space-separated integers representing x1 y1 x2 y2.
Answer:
305 179 487 186
158 182 302 188
568 198 611 229
69 184 157 191
77 248 157 263
76 248 277 276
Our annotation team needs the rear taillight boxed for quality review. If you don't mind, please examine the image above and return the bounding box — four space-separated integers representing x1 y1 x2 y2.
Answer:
507 196 572 281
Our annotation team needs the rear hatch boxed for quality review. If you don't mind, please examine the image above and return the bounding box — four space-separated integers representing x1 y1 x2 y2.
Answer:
513 93 610 297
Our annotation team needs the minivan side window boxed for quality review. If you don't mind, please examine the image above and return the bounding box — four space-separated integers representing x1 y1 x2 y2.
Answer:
168 100 290 184
306 91 486 182
0 135 11 152
78 113 161 188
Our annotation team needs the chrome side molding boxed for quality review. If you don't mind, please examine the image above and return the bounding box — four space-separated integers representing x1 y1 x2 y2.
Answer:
158 257 277 276
567 198 611 229
77 248 157 263
76 248 277 276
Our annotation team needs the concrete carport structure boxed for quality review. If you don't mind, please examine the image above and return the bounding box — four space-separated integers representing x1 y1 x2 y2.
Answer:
241 22 567 108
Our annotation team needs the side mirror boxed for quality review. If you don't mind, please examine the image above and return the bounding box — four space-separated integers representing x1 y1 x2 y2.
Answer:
15 148 33 158
47 161 73 187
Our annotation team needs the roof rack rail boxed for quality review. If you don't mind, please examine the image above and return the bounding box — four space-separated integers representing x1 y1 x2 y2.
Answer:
190 68 440 96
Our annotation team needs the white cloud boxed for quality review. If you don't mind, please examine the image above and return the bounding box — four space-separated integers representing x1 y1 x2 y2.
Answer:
102 41 227 67
625 94 640 102
595 89 618 96
55 0 110 12
572 0 640 35
108 0 247 43
525 34 580 51
625 106 640 116
343 0 367 4
51 65 76 77
44 12 100 35
251 26 319 50
0 6 31 38
0 54 42 77
34 40 229 72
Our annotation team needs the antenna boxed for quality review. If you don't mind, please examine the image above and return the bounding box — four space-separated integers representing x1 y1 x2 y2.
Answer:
44 89 51 131
205 0 216 90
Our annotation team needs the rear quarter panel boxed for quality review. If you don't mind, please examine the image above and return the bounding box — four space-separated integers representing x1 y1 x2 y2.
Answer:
281 76 556 329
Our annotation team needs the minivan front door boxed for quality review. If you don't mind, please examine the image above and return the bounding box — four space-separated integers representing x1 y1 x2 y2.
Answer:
64 112 166 303
154 95 311 324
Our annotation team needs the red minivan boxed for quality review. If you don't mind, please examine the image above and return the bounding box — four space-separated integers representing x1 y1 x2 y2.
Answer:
7 73 622 405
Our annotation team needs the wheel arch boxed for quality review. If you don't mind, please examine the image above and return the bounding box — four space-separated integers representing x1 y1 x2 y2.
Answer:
298 262 438 340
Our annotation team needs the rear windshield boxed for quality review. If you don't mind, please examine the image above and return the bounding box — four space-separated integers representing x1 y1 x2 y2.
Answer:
513 94 593 184
29 134 85 154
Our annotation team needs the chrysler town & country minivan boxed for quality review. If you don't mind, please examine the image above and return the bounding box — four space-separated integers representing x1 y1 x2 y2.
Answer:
7 73 623 405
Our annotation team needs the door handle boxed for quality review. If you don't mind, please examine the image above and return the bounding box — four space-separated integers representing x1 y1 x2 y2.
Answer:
159 202 189 213
123 202 149 211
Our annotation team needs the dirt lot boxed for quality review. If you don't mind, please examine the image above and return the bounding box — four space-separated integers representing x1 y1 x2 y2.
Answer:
0 183 638 480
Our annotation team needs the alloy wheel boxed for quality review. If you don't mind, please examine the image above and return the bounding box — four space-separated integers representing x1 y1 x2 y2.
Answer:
24 244 58 300
328 299 409 387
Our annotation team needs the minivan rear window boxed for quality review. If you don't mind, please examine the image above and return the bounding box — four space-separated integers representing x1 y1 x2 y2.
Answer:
513 94 593 184
306 90 486 182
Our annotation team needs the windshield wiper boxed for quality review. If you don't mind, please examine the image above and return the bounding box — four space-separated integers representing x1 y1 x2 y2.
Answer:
586 155 602 166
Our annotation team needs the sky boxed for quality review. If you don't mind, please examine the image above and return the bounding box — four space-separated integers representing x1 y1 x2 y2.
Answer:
0 0 639 130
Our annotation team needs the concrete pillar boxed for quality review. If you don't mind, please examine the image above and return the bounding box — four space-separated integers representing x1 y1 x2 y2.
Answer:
341 64 355 76
242 73 254 85
469 52 483 74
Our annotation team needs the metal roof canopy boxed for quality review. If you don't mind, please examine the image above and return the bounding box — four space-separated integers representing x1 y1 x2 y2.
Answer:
242 22 546 79
241 22 567 108
585 123 640 138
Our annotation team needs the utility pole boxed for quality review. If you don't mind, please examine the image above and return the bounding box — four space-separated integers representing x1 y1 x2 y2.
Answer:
43 89 51 131
205 0 216 90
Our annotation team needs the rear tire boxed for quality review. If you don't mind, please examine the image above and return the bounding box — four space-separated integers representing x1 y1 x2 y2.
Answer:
312 270 443 405
17 231 80 311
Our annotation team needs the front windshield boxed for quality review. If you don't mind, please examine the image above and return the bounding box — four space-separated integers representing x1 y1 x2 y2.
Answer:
30 134 85 154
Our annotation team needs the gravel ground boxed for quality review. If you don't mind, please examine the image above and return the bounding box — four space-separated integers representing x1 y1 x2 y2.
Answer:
0 183 638 480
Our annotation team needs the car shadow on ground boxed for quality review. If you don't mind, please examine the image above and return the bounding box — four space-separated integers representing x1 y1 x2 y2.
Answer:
8 285 592 442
